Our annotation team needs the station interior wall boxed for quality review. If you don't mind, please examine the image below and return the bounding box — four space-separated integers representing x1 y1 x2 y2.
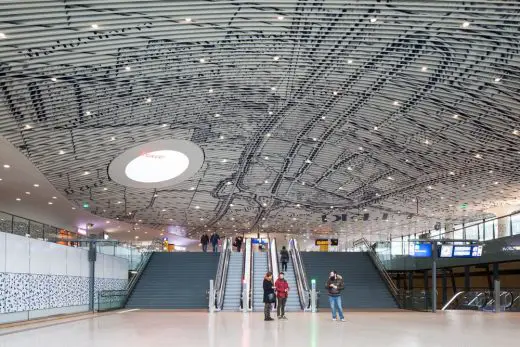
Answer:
0 231 129 324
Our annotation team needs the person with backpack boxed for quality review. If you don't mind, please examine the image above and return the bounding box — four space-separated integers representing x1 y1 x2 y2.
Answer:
280 246 289 271
326 270 345 321
275 272 289 319
210 232 220 253
200 233 209 252
263 272 275 321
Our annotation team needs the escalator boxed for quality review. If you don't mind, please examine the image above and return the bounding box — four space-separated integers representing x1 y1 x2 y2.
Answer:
442 290 516 312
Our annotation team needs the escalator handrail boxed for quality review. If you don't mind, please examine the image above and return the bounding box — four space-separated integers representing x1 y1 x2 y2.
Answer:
270 238 279 280
290 238 310 310
441 291 466 310
249 239 254 311
215 238 232 310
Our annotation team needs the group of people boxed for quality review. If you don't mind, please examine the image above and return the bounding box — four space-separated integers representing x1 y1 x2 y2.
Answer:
200 233 245 253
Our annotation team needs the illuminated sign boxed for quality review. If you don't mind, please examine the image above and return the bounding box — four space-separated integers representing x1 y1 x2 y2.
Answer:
440 245 453 258
315 239 329 246
450 245 483 258
409 243 432 257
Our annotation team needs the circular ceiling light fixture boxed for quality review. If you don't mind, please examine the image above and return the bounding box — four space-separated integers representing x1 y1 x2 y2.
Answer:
109 139 204 188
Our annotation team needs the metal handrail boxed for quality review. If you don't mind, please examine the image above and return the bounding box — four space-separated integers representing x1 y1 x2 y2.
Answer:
215 238 231 310
290 239 310 310
249 240 254 311
353 237 399 303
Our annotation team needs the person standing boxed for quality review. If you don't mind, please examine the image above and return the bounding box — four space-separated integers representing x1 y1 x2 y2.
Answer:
200 233 209 252
275 272 289 319
326 270 345 321
234 235 244 252
263 272 275 321
280 246 289 271
210 232 220 253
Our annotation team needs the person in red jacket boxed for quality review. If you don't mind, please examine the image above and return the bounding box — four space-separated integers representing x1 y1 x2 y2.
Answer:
275 272 289 319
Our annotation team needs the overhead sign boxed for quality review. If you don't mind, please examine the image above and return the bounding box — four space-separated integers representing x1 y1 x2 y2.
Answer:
409 243 432 257
440 245 483 258
315 239 339 246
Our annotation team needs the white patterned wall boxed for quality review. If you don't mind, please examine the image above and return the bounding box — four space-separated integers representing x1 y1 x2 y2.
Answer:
0 231 129 321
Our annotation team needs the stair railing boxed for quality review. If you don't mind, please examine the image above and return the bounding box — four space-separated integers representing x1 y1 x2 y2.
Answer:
353 237 399 304
120 238 163 308
289 238 311 311
270 238 279 279
215 238 231 310
241 238 253 311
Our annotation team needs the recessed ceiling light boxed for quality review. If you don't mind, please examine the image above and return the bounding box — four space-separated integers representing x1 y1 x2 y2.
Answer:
86 111 91 116
117 201 122 204
195 205 200 209
16 198 21 201
105 220 110 224
161 124 168 127
48 202 53 205
264 180 269 184
513 130 519 135
226 181 232 185
393 101 399 106
321 116 326 120
370 17 377 23
33 183 39 187
424 139 430 145
387 176 394 180
427 185 433 189
452 114 459 119
25 191 30 195
277 15 284 20
296 204 301 207
135 236 139 239
125 66 131 71
301 182 305 185
489 170 494 174
421 66 428 72
373 126 378 131
449 171 455 175
273 56 280 61
83 171 90 175
494 77 501 83
338 186 344 190
221 159 228 163
219 135 225 140
462 21 470 28
58 150 65 155
214 113 220 118
271 87 277 91
230 204 234 207
333 91 338 96
266 133 272 137
347 166 353 171
264 156 269 160
185 18 192 22
146 97 152 103
3 164 10 168
330 206 334 209
161 208 167 212
72 207 76 210
474 154 482 159
110 136 116 141
189 186 195 190
51 77 57 82
52 196 57 199
262 203 267 207
494 181 499 185
24 124 32 130
358 146 363 151
347 59 353 64
91 24 99 29
199 58 206 63
208 88 213 93
305 159 312 164
0 33 6 39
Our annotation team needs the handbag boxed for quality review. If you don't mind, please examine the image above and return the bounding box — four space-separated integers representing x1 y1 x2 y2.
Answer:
267 293 276 303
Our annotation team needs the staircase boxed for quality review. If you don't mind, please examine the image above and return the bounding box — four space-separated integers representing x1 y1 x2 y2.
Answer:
300 252 397 309
126 252 219 309
280 260 301 311
222 252 243 311
252 252 268 311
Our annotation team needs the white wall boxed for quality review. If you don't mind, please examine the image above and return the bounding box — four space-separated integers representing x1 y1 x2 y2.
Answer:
0 231 129 324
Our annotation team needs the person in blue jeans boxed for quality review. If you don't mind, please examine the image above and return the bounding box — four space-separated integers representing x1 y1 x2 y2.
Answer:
325 270 345 321
210 232 220 253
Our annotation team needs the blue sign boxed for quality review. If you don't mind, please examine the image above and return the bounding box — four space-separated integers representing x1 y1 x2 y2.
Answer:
409 243 432 257
452 245 483 258
251 238 268 245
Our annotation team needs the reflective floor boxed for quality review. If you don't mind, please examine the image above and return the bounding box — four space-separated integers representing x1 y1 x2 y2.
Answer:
1 310 520 347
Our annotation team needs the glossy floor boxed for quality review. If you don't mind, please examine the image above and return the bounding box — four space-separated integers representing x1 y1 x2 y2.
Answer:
1 310 520 347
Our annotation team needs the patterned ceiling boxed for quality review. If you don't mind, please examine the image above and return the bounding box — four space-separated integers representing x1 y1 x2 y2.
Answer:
0 1 520 240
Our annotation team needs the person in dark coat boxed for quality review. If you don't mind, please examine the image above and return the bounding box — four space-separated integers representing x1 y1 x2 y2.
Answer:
200 233 209 252
234 235 244 252
280 246 289 271
325 270 345 321
210 232 220 253
263 272 275 321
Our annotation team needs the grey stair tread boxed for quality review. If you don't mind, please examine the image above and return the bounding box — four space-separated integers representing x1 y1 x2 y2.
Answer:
300 252 397 309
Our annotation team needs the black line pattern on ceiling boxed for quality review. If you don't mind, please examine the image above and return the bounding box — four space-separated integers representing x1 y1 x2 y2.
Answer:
0 1 520 240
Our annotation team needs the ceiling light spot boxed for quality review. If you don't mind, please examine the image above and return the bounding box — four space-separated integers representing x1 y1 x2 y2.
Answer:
214 113 220 118
51 77 57 82
83 171 90 175
221 159 228 163
321 116 326 120
301 182 305 186
195 205 200 209
387 176 394 180
474 154 482 159
513 130 519 135
461 21 470 28
494 181 499 185
427 185 433 190
262 203 267 207
0 33 6 39
189 186 195 190
277 15 284 20
219 135 225 140
161 124 168 127
347 59 353 64
125 66 131 71
264 156 269 160
494 77 501 83
16 198 21 201
230 204 234 207
23 124 32 130
117 201 122 204
266 133 271 137
305 159 312 164
333 91 338 96
296 204 301 207
33 184 39 187
330 206 334 209
185 18 192 23
3 164 10 169
25 191 30 195
347 166 353 171
489 170 494 174
370 17 377 23
271 87 277 91
424 139 430 145
91 24 99 29
86 111 91 116
273 56 280 61
421 66 428 72
393 101 400 106
358 146 363 151
72 207 76 210
449 171 455 175
226 181 232 185
452 114 460 119
58 150 65 155
264 180 269 184
199 58 206 63
48 202 53 205
52 196 57 199
373 126 378 131
146 97 152 103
